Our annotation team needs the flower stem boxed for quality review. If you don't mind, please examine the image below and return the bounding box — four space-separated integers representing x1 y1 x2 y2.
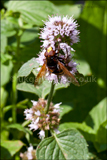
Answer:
45 81 55 138
45 81 55 114
45 130 48 138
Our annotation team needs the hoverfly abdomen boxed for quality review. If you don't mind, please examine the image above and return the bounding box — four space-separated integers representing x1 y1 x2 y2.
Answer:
34 46 79 86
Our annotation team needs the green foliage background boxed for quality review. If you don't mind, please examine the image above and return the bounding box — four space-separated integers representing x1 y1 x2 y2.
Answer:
1 0 107 159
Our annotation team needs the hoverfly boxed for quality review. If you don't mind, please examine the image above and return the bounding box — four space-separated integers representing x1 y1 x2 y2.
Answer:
34 47 79 86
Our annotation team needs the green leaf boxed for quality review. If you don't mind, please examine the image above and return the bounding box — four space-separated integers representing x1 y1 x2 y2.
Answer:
40 81 69 98
6 123 26 139
7 1 59 26
77 59 92 76
59 122 95 134
96 120 107 144
6 123 26 132
84 98 107 152
1 19 16 37
20 28 39 43
1 130 9 140
59 122 95 142
17 58 39 78
1 60 13 86
16 98 29 106
58 4 81 19
1 34 7 53
1 87 8 108
1 53 12 63
1 140 24 159
6 17 19 25
59 104 73 119
3 105 14 113
93 142 107 153
55 83 69 91
17 80 69 98
36 129 89 159
17 82 42 97
85 98 107 132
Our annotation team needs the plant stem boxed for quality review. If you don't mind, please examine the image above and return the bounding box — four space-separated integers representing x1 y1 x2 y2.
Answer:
45 81 55 114
45 130 48 138
16 35 20 55
44 81 55 138
12 71 17 123
12 34 21 123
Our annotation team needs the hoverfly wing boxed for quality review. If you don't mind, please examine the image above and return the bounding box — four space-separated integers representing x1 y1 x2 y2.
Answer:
58 61 80 86
34 63 47 86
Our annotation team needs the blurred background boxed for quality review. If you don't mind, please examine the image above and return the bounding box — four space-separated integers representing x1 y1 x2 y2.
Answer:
1 0 106 159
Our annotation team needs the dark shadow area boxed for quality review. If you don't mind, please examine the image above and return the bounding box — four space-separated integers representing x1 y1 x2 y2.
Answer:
1 146 11 159
77 18 106 85
54 81 103 122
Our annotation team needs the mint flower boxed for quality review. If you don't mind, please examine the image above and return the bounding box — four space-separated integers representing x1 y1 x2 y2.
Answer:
20 144 36 160
38 130 45 139
35 15 80 85
24 99 61 139
40 15 79 52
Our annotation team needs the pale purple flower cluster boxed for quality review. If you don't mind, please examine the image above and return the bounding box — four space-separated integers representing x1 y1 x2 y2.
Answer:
40 15 79 52
24 99 61 139
35 15 80 84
